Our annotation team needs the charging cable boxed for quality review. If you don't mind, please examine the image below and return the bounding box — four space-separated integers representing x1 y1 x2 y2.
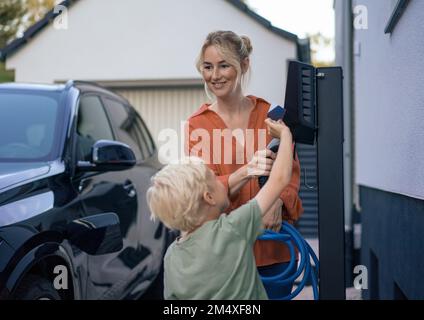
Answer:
258 222 319 300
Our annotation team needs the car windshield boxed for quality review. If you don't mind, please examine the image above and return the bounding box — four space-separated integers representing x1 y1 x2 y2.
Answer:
0 90 64 162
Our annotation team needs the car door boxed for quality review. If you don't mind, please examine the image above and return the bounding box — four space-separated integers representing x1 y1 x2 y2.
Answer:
72 94 139 299
101 96 166 299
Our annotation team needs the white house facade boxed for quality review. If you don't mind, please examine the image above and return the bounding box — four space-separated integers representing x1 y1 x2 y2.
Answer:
2 0 306 145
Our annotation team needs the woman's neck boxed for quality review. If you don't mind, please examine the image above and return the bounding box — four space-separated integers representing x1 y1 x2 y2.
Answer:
214 94 251 117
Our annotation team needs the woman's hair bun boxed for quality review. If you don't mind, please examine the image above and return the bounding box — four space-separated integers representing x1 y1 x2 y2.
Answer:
240 35 253 55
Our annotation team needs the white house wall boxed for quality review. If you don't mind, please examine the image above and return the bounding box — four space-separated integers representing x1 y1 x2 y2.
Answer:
6 0 297 104
353 0 424 200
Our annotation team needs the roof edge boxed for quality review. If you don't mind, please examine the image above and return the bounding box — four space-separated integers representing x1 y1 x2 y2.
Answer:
225 0 299 43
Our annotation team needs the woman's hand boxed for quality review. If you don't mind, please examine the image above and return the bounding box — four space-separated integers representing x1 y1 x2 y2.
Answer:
228 149 275 198
262 198 283 232
246 149 276 178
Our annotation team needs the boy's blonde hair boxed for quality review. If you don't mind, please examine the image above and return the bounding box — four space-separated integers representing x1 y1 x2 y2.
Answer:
146 157 212 232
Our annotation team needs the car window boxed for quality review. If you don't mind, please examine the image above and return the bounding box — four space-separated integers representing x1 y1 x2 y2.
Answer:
0 91 62 162
136 113 155 156
76 95 114 161
103 97 154 161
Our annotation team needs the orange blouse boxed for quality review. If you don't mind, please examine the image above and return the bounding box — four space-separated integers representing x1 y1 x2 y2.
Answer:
185 95 304 266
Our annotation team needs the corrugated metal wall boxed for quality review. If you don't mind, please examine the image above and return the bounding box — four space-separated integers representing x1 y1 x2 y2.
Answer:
296 143 318 238
113 87 210 145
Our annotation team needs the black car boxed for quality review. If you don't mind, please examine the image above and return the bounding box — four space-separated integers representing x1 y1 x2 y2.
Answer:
0 81 170 300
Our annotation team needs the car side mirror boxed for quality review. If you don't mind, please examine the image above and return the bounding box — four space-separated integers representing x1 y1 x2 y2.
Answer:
77 140 136 172
66 212 123 255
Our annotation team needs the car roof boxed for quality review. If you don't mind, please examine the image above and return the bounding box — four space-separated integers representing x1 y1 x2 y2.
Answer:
0 81 129 104
72 81 128 103
0 82 66 92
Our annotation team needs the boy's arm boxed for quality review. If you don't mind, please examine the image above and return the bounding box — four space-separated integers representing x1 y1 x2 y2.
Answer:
255 121 293 216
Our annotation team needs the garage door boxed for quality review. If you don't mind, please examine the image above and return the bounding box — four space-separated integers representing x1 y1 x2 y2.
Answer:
113 87 210 148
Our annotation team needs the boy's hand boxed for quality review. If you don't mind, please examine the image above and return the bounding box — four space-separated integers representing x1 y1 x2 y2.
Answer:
265 118 292 140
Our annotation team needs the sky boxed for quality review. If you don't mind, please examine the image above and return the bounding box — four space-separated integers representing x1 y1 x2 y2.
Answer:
246 0 335 61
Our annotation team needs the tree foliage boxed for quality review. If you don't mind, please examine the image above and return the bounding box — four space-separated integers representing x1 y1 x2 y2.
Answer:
0 0 25 48
0 0 56 49
307 32 335 67
24 0 56 27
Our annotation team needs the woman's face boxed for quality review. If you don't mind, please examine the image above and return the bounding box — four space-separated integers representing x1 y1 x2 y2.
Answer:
202 45 240 99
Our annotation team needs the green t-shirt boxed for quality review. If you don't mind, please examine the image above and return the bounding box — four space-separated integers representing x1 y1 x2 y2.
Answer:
163 199 268 300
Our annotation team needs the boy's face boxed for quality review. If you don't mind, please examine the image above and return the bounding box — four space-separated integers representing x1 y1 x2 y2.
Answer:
207 169 230 212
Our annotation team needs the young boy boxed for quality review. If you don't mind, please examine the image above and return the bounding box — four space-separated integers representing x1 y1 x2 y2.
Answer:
147 119 293 299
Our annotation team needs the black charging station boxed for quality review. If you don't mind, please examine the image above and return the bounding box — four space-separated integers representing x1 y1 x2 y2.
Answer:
284 60 345 300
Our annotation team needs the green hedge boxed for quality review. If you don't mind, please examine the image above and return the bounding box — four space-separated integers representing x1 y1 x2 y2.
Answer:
0 62 14 83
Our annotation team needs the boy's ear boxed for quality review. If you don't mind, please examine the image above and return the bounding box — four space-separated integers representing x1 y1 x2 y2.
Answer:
203 190 216 206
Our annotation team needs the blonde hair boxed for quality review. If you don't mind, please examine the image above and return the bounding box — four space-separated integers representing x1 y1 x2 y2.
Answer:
146 157 212 232
196 30 253 98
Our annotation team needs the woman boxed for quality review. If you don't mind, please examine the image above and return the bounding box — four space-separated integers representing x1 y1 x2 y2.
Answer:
185 30 303 298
